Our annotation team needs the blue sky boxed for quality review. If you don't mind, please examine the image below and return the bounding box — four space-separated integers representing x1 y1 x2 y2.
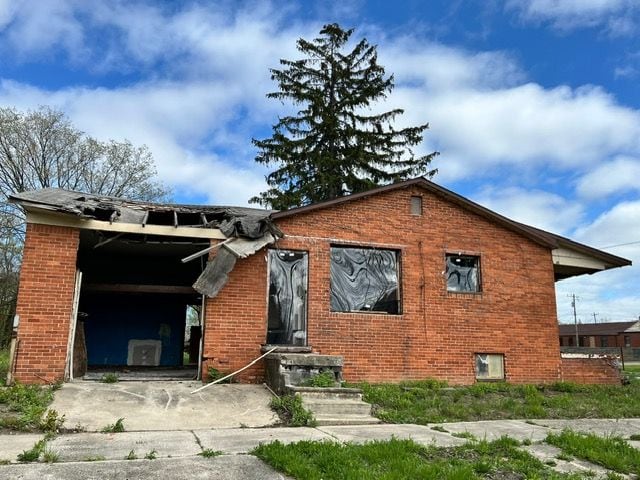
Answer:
0 0 639 324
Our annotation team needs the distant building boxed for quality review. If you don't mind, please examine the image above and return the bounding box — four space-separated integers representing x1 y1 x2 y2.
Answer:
559 321 640 348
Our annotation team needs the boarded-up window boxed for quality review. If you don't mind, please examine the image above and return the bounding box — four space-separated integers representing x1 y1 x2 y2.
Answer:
475 353 504 380
410 196 422 215
330 247 400 314
446 254 480 292
267 250 308 345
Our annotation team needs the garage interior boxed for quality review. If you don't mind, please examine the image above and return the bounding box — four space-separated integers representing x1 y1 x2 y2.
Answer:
74 229 207 380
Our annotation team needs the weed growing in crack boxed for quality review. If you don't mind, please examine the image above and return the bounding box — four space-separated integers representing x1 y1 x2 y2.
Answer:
101 418 125 433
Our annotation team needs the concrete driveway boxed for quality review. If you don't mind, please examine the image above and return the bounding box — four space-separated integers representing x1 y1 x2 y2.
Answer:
50 381 279 431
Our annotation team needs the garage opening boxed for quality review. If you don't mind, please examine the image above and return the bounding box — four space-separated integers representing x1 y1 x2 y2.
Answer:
74 230 207 380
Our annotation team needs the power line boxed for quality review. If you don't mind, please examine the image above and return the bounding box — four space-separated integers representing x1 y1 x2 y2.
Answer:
598 240 640 249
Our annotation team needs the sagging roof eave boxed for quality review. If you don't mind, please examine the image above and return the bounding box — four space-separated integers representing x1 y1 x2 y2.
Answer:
272 177 558 249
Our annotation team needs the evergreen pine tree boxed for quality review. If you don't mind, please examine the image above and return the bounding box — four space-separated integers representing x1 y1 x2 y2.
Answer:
251 23 438 210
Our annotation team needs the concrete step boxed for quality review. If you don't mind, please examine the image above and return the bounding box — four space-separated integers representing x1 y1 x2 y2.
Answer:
297 390 363 401
302 399 373 416
314 415 381 426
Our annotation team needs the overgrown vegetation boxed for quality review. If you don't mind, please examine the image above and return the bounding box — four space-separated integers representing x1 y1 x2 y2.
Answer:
207 367 232 384
0 382 60 431
17 439 47 462
300 371 337 388
0 348 8 386
270 394 316 427
101 417 125 433
253 436 584 479
100 373 119 384
547 430 640 475
352 379 640 424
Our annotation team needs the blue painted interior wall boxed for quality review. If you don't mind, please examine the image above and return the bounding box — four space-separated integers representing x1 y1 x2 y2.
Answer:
83 294 186 366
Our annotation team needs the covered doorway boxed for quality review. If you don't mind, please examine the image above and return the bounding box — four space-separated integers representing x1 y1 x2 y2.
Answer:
266 250 308 345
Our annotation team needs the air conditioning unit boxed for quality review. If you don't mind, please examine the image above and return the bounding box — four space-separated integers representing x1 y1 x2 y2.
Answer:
127 340 162 366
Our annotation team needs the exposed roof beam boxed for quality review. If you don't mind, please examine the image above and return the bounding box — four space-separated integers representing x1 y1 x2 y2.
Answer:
83 283 197 294
26 209 226 240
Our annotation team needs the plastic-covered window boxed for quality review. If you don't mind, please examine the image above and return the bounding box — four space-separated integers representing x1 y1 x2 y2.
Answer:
330 247 400 314
475 354 504 380
446 254 480 292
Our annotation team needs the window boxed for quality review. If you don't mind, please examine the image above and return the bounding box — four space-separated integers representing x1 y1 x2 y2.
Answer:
330 246 400 314
475 354 504 380
625 336 631 348
410 196 422 216
446 254 480 292
600 336 609 347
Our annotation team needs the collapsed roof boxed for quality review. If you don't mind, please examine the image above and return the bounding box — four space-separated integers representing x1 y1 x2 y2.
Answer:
10 188 282 297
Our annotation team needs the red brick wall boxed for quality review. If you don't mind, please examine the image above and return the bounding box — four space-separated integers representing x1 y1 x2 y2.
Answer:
561 357 622 385
204 185 566 385
14 223 79 384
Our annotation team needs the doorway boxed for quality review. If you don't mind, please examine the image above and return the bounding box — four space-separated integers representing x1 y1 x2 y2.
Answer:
267 250 308 345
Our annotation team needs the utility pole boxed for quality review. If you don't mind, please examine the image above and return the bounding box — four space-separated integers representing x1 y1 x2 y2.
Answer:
569 294 579 346
592 312 598 324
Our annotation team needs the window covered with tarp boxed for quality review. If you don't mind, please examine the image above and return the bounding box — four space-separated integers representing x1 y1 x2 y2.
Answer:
330 247 400 314
446 254 480 292
267 250 308 345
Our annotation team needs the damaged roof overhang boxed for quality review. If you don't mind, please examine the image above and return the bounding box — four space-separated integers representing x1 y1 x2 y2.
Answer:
10 188 283 298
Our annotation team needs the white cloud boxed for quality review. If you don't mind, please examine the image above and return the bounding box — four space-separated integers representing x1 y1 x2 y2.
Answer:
576 156 640 199
556 201 640 323
472 187 584 235
507 0 639 34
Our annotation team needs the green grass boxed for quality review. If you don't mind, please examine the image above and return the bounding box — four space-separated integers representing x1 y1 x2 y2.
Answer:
300 371 337 388
0 382 59 431
351 379 640 424
0 348 8 386
546 430 640 475
100 373 119 383
17 439 46 462
101 417 125 433
253 436 583 479
270 394 316 427
199 449 223 458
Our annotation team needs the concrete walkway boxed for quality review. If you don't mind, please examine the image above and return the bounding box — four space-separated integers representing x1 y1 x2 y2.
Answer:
1 419 639 479
50 381 279 431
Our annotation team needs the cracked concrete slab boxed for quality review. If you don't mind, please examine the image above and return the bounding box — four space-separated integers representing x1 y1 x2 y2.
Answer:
0 434 44 463
535 418 640 438
48 431 201 462
318 424 465 446
194 427 333 454
0 455 292 480
441 420 550 442
50 381 278 431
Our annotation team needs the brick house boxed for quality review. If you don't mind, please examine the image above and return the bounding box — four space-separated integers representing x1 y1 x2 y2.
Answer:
559 321 640 348
7 178 631 385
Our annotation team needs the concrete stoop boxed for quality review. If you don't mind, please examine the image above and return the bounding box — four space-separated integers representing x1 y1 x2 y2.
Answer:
292 387 381 426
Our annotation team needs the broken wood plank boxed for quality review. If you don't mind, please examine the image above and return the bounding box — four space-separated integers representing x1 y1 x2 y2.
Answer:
181 238 233 263
141 210 149 227
26 210 227 240
92 232 126 249
173 210 178 228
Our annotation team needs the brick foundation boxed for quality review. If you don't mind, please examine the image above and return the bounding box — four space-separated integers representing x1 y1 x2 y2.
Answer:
13 224 79 384
560 357 622 385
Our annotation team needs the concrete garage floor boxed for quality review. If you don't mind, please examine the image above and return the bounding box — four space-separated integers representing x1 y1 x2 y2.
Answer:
50 381 279 431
